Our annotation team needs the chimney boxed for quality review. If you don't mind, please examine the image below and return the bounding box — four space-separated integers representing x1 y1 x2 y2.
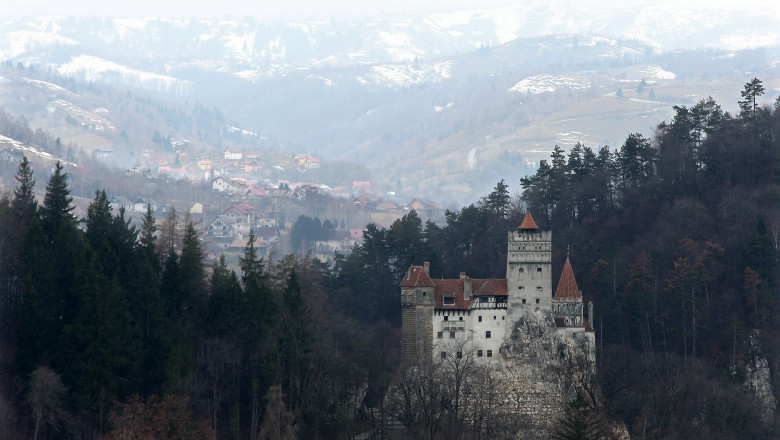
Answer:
464 276 472 300
588 301 593 326
423 262 430 274
459 272 466 279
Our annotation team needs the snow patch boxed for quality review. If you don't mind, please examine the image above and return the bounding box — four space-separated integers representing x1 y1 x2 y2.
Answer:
305 74 336 87
640 65 676 80
508 74 591 94
58 55 193 95
227 126 258 137
0 134 76 166
0 30 77 58
21 77 67 92
360 61 451 88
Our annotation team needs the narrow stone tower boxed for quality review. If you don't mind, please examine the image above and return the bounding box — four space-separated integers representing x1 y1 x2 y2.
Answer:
506 212 552 328
400 262 435 365
552 256 584 326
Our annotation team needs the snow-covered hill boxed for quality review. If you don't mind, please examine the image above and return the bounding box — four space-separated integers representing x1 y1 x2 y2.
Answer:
1 2 779 91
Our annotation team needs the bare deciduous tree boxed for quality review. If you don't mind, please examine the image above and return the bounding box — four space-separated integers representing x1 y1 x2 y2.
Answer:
27 365 68 440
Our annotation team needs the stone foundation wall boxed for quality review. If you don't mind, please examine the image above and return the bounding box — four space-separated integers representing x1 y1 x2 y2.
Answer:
496 310 594 437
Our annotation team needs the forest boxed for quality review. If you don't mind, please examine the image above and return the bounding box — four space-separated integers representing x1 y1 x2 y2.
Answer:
0 78 780 439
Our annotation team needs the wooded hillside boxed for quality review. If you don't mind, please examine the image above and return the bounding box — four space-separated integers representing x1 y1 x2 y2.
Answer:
1 79 779 439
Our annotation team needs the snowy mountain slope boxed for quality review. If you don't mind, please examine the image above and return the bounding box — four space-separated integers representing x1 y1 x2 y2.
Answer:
2 2 780 90
1 3 780 203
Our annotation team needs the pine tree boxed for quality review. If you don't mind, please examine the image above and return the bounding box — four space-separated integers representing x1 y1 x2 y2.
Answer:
278 269 313 414
16 217 58 375
39 161 73 241
738 77 765 118
12 155 36 218
61 251 142 417
551 391 604 440
479 179 511 217
207 255 243 337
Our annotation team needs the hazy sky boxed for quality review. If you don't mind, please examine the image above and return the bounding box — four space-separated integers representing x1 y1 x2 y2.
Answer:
4 0 518 20
7 0 780 21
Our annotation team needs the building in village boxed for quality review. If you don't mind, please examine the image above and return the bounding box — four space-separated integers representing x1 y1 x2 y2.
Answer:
400 211 595 365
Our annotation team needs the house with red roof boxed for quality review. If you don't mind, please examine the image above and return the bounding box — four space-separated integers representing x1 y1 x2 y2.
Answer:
400 212 595 366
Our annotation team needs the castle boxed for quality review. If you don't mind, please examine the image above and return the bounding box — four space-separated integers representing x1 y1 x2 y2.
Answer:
400 212 595 365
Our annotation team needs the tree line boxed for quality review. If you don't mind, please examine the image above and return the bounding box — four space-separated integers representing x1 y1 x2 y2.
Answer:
0 158 391 439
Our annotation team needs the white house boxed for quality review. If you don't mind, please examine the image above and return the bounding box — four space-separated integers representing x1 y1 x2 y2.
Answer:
212 176 237 193
224 150 243 160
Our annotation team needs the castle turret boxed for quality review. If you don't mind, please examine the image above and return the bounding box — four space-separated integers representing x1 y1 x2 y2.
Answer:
400 264 435 365
506 212 552 328
552 256 583 327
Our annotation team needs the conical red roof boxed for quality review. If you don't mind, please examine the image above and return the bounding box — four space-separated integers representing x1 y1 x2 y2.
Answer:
554 258 580 299
518 212 539 230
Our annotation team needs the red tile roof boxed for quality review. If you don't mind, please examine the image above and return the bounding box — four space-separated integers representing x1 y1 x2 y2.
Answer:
230 204 256 214
400 266 436 288
584 318 595 333
554 258 580 299
432 278 508 310
399 266 509 310
518 212 539 230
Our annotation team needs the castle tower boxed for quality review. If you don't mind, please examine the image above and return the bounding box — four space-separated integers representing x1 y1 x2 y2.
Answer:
551 256 596 362
400 262 435 365
552 256 584 327
506 212 552 327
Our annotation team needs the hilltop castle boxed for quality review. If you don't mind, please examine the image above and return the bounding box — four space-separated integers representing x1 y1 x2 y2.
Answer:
400 212 595 366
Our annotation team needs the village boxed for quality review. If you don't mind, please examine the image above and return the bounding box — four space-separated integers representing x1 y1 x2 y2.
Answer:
67 146 447 267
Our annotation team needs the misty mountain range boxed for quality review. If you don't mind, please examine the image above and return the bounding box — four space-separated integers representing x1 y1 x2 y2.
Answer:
1 2 780 203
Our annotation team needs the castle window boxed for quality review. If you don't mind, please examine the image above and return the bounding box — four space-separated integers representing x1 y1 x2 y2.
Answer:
518 267 524 273
444 297 455 305
478 316 482 322
422 292 426 297
477 350 483 357
522 299 526 304
459 316 463 321
518 286 524 290
457 351 462 359
486 331 491 339
487 350 493 357
444 316 448 321
536 298 540 304
502 316 505 320
493 316 496 320
537 267 542 272
437 332 443 339
450 331 455 339
536 286 542 291
441 351 447 359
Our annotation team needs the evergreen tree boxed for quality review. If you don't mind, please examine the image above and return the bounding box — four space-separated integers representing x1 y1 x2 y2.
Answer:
479 179 511 217
208 255 243 338
139 204 158 260
278 269 313 413
61 250 141 420
39 161 74 242
743 217 777 288
12 155 36 218
551 391 604 440
128 204 169 396
738 77 765 118
16 217 58 375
